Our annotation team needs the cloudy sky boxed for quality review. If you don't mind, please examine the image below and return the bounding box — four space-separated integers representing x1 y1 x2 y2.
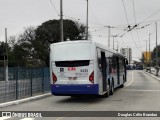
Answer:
0 0 160 60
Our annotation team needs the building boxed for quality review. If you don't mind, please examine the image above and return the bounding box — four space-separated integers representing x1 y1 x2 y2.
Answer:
120 48 132 64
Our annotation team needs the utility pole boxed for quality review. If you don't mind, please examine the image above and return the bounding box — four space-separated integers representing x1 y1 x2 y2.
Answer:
86 0 89 40
155 22 159 76
113 36 114 49
149 33 152 73
145 40 147 71
108 26 110 48
117 41 119 52
5 28 8 81
60 0 64 42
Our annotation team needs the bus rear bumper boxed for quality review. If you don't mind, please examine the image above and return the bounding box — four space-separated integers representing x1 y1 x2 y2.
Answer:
51 84 99 95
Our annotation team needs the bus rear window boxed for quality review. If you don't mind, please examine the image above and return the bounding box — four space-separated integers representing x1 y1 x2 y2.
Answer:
55 60 90 67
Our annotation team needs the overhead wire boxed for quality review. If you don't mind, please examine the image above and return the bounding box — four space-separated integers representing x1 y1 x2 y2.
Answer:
131 0 142 53
49 0 59 16
139 8 160 24
121 0 142 59
121 0 130 25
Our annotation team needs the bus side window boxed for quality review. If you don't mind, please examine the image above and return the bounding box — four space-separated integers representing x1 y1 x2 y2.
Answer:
108 58 112 74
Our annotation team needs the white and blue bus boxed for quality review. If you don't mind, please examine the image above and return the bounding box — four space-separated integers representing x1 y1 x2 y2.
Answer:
50 40 128 97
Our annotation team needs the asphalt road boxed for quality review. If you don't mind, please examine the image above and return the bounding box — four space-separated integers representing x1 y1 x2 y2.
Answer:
1 70 160 120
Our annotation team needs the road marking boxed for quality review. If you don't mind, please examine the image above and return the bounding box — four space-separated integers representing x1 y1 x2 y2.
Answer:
0 117 11 120
123 89 160 92
55 100 97 120
124 71 134 88
20 118 35 120
0 117 35 120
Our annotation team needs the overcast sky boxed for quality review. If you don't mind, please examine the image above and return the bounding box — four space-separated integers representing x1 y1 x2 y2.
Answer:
0 0 160 60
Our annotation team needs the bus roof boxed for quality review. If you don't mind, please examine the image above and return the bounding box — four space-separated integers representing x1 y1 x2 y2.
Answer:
51 40 125 58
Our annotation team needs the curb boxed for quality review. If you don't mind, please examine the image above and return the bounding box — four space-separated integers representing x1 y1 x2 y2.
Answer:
0 93 51 108
143 71 160 81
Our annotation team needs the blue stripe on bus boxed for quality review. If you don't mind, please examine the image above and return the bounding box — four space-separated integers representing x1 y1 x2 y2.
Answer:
51 84 99 95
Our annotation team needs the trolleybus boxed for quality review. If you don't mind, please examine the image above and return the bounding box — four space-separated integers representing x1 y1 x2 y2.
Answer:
50 40 128 97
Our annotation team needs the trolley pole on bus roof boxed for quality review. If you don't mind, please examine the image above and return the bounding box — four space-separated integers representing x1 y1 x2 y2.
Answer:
60 0 64 42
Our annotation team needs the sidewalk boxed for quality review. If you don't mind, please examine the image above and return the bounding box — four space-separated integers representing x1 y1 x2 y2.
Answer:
144 69 160 81
0 93 51 108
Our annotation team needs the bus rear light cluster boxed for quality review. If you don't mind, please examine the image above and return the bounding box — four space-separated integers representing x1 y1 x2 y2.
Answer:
89 71 94 83
52 72 57 84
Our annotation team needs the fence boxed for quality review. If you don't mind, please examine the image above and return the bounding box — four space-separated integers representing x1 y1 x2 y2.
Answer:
0 67 50 103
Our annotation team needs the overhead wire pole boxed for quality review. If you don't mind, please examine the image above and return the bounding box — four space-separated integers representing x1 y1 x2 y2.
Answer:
145 40 147 71
108 26 110 48
149 33 152 73
86 0 89 40
5 28 8 81
155 22 159 76
60 0 64 42
113 35 114 50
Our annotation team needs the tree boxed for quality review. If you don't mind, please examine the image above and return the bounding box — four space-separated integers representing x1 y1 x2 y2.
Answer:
8 19 87 67
151 45 160 66
33 19 87 66
0 41 11 66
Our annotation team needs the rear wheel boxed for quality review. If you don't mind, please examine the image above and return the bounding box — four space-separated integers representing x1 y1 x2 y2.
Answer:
102 84 110 98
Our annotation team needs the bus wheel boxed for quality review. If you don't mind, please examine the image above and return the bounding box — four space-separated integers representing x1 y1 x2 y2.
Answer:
110 81 114 95
102 85 110 98
119 83 124 88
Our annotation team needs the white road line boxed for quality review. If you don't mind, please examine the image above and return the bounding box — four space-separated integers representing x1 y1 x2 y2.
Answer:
124 71 134 88
0 117 35 120
123 89 160 92
0 117 11 120
20 118 35 120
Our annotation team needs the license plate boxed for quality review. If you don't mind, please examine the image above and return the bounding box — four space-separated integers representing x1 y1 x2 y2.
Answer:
68 77 77 80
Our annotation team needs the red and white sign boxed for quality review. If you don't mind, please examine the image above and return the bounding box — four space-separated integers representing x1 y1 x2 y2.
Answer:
68 67 76 71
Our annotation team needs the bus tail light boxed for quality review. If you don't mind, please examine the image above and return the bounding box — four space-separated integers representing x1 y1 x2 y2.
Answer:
89 71 94 83
52 72 57 83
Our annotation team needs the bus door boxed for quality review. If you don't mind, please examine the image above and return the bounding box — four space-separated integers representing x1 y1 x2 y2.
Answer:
116 57 120 85
101 52 107 91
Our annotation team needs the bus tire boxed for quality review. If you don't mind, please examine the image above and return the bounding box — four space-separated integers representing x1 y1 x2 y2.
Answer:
110 80 114 95
119 83 124 88
102 84 110 98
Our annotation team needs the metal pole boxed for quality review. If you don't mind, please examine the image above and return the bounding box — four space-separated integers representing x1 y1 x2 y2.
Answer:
86 0 89 40
146 40 147 71
149 33 151 73
60 0 64 42
108 26 110 47
155 22 159 76
5 28 8 81
113 36 114 49
117 41 119 52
